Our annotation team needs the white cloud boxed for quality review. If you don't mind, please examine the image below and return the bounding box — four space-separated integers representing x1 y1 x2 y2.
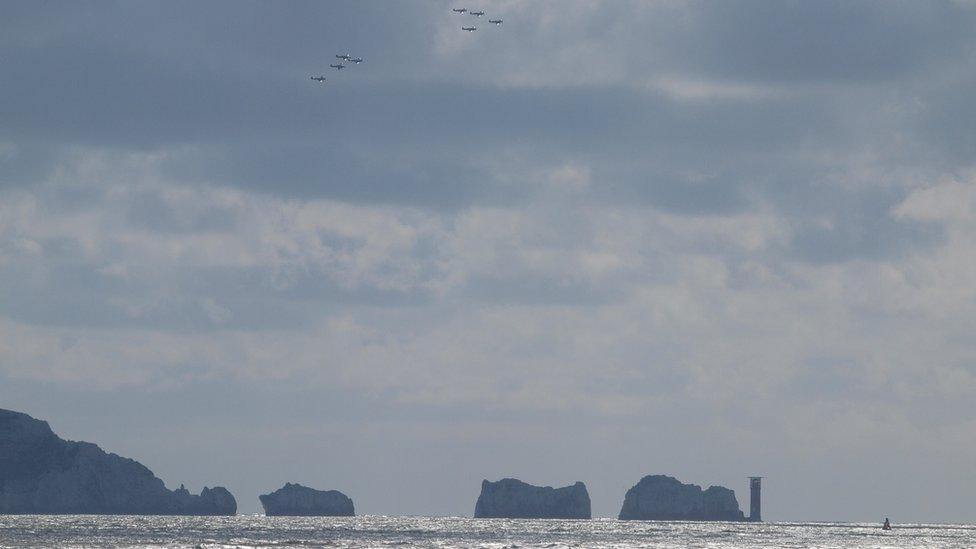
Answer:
1 152 971 438
895 174 976 222
643 76 782 101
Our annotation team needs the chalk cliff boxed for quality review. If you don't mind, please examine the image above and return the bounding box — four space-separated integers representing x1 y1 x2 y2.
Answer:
0 408 236 515
474 478 590 519
259 483 355 516
618 475 744 521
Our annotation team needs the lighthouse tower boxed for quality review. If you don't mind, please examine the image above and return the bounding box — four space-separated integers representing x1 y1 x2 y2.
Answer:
748 477 762 522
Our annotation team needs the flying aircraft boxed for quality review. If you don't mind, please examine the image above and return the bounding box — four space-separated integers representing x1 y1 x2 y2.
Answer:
469 10 485 16
489 19 502 25
350 57 364 64
336 54 351 61
310 76 327 82
330 63 345 70
452 8 466 13
461 26 477 31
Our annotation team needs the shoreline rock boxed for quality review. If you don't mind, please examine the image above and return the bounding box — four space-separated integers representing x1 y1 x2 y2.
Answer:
0 408 236 515
259 483 355 516
474 478 591 519
618 475 745 521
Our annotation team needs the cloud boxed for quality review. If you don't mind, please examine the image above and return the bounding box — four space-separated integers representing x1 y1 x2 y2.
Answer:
895 174 976 223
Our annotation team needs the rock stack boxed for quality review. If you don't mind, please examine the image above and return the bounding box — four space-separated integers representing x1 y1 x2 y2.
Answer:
474 478 591 519
259 483 355 516
618 475 745 521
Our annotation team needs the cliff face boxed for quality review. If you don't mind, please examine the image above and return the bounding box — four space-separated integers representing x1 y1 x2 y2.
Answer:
0 409 236 515
259 483 355 516
618 475 745 521
474 478 591 519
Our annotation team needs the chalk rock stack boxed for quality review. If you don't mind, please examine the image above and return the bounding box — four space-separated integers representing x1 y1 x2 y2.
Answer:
259 483 355 516
618 475 745 521
474 478 591 519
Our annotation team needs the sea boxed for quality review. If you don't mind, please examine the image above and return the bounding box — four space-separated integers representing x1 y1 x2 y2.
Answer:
1 515 973 548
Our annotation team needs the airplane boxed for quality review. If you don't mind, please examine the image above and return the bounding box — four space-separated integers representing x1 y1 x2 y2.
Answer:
489 19 502 25
452 8 466 13
469 10 485 16
330 63 345 70
310 76 327 82
350 57 364 64
461 26 477 31
336 54 351 61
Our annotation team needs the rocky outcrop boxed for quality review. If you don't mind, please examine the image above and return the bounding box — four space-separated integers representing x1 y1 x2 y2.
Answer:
259 483 355 516
618 475 745 521
474 478 590 519
0 408 236 515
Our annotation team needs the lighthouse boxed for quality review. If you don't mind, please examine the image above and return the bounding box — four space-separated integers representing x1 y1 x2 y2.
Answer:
748 477 762 522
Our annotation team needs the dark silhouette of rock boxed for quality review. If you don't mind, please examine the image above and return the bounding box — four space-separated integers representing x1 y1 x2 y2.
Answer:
618 475 745 521
474 478 590 519
0 408 236 515
259 483 355 516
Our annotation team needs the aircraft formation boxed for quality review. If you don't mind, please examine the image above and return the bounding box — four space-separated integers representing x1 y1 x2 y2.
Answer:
309 8 505 83
453 7 503 32
309 52 365 84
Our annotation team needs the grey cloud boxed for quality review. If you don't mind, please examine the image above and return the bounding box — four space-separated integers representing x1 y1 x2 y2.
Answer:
160 141 531 208
4 82 865 211
4 0 968 225
913 72 976 166
0 244 434 332
674 0 976 84
789 355 873 401
0 245 125 328
786 188 945 264
465 273 624 306
125 189 240 234
595 168 750 215
790 213 942 264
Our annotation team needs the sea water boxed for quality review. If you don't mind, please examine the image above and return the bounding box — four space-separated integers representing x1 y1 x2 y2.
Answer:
0 515 973 548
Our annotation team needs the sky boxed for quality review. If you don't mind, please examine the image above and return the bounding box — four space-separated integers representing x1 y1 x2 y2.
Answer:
2 0 976 521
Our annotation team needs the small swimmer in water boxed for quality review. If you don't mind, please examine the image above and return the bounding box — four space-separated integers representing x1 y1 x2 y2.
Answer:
882 517 891 530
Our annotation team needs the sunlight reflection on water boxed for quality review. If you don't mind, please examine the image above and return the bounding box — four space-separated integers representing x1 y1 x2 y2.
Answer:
0 515 974 548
